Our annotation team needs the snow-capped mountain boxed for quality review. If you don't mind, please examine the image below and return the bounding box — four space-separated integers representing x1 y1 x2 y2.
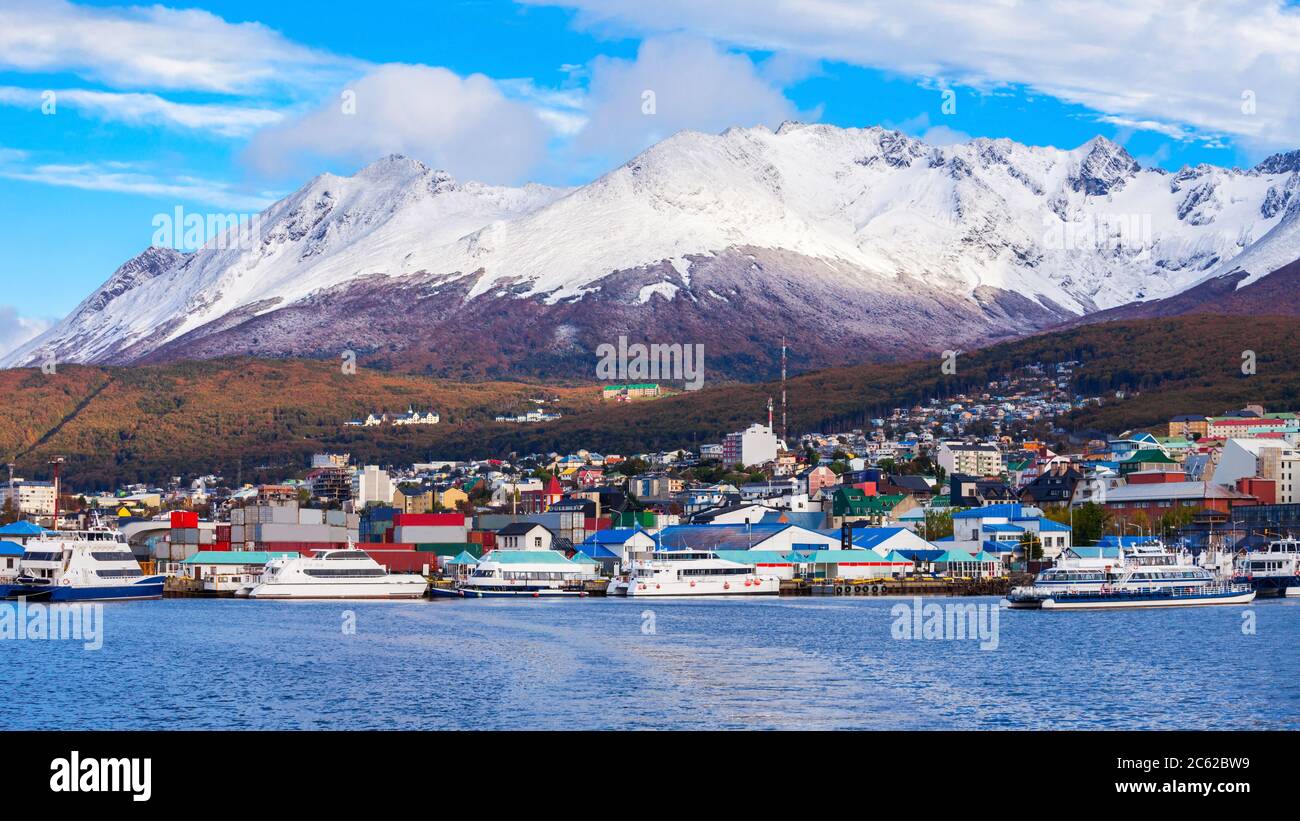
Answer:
8 123 1300 378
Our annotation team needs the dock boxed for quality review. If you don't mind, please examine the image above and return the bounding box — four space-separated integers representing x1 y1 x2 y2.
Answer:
781 576 1020 597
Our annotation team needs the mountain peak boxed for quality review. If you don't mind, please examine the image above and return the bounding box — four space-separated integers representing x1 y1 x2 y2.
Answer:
1070 136 1140 195
1254 150 1300 175
353 153 432 181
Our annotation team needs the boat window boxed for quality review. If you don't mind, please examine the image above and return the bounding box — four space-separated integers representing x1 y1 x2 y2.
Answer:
91 552 137 562
21 551 61 562
96 568 144 578
303 568 386 578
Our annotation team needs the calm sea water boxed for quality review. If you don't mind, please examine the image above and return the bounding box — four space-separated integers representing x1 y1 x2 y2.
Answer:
3 595 1297 730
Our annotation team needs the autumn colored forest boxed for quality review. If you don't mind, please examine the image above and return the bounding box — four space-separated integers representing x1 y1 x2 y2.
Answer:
2 313 1297 489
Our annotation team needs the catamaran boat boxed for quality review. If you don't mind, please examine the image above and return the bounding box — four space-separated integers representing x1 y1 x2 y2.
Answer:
1006 541 1254 610
5 527 164 602
1233 537 1300 598
627 548 779 597
246 548 427 599
454 550 597 598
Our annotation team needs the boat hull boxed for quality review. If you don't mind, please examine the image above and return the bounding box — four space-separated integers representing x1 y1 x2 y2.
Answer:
454 586 585 598
5 576 165 602
247 579 428 599
1234 575 1300 598
627 577 780 597
1038 589 1256 610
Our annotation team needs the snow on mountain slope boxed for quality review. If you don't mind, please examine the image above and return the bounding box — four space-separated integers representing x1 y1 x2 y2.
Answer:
6 123 1300 372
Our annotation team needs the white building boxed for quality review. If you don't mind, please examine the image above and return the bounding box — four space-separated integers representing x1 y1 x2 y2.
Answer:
936 442 1002 477
723 423 778 467
351 465 394 507
497 523 553 551
948 503 1072 560
0 480 56 515
1212 438 1300 504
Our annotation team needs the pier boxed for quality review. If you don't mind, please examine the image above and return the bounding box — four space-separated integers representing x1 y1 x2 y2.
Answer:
781 575 1022 597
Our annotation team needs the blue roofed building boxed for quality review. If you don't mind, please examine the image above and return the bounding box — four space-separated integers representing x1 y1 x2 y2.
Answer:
579 527 657 563
654 523 839 554
949 503 1071 559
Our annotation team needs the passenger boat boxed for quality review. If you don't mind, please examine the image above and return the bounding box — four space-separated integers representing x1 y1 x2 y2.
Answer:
1006 541 1254 609
455 549 596 598
246 548 427 599
5 527 164 602
627 548 779 597
1232 537 1300 598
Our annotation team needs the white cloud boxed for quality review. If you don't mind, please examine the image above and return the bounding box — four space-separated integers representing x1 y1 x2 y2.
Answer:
0 305 55 360
0 0 360 95
0 86 283 138
573 35 800 162
531 0 1300 151
0 151 277 211
242 64 552 184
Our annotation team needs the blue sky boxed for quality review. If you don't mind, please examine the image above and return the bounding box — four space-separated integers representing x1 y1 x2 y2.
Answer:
2 0 1298 352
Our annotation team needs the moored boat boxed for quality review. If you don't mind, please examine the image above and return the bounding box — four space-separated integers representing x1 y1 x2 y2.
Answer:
627 548 779 597
1232 537 1300 598
1006 541 1254 610
246 548 427 599
456 549 597 597
5 527 163 602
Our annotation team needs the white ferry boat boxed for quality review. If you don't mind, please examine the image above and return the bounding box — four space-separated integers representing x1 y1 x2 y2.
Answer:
454 549 596 598
1007 541 1254 609
1233 537 1300 598
6 527 163 602
627 548 779 597
246 548 427 599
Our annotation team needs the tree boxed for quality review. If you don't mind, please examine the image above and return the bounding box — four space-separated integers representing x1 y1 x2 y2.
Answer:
1042 503 1109 547
923 509 953 540
1019 532 1044 561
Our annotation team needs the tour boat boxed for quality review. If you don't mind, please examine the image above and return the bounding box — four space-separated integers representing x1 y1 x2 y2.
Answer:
1233 537 1300 598
6 527 163 602
246 548 427 599
455 549 596 597
1006 541 1254 609
626 548 779 597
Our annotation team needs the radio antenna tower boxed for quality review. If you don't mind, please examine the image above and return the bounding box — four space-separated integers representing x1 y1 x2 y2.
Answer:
781 337 788 444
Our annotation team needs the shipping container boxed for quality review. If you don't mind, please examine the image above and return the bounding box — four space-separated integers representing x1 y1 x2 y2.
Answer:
325 510 346 527
230 508 245 525
413 542 481 557
393 525 469 544
298 508 324 526
393 513 467 527
170 510 199 529
258 523 339 543
362 550 432 574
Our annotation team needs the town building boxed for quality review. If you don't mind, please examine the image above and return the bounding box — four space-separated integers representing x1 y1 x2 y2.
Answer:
936 442 1002 477
723 423 778 467
352 465 394 507
0 480 56 515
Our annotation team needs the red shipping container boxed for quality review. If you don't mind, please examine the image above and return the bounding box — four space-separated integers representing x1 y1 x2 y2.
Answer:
356 542 416 551
393 513 466 527
362 550 433 573
171 510 199 528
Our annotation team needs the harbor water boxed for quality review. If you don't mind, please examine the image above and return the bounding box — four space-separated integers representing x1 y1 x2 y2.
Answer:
4 596 1298 730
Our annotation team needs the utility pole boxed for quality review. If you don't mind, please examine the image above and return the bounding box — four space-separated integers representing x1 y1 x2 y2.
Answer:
49 456 64 527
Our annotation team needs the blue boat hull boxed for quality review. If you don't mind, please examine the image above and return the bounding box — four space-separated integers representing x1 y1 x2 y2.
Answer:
1234 575 1300 597
5 576 165 602
455 586 585 598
